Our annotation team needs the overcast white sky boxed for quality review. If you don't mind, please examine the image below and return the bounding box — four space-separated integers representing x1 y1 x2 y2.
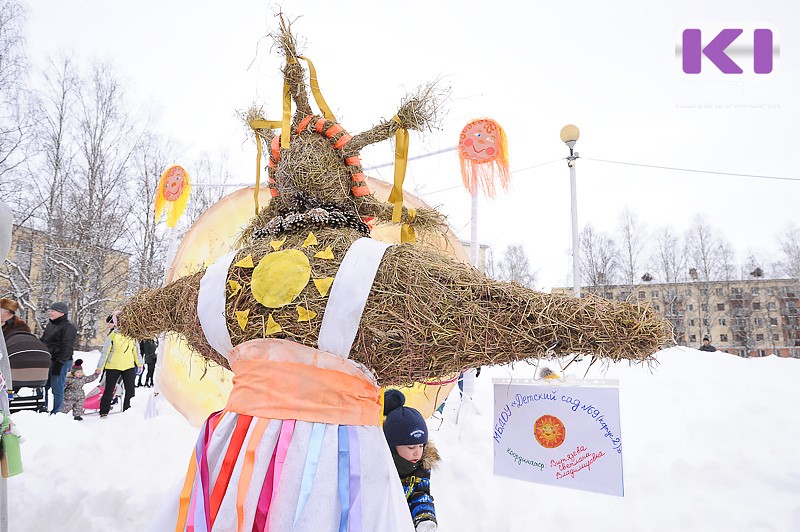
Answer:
22 0 800 289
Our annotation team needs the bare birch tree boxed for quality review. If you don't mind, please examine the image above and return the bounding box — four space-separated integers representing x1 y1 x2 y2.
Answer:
778 224 800 279
127 132 174 292
35 62 141 345
649 227 685 284
580 224 618 288
617 208 646 289
0 0 31 203
497 244 536 288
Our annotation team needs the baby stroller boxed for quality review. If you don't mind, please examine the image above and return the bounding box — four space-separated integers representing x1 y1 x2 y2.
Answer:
6 331 51 413
83 372 124 414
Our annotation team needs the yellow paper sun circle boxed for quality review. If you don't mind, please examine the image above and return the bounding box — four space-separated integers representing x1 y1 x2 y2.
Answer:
251 249 311 308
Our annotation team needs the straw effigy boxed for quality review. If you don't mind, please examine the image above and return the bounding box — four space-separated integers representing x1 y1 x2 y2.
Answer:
118 16 671 386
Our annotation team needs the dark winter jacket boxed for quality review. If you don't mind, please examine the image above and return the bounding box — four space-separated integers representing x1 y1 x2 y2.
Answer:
40 315 78 371
699 344 717 352
139 338 158 364
2 315 31 337
391 441 439 527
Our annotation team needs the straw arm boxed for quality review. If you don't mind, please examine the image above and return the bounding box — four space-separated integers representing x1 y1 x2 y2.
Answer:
351 245 670 386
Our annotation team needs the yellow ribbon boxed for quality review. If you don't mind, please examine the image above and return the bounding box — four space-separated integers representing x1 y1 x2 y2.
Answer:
401 208 417 244
299 56 335 121
249 119 283 215
247 55 332 215
388 115 409 223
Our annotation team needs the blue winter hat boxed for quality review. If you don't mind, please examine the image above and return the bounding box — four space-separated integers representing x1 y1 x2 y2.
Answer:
383 389 428 447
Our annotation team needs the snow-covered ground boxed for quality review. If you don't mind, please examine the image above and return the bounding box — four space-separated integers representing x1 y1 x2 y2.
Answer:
6 347 800 531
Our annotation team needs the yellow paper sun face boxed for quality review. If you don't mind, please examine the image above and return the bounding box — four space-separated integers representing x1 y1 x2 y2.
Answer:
251 249 311 308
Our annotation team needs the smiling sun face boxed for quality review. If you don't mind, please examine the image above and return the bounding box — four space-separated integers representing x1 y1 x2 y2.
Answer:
534 414 566 448
458 119 501 162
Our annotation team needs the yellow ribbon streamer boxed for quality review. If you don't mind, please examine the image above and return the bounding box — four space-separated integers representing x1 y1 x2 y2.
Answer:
401 208 417 244
247 55 332 215
281 79 292 149
388 115 409 223
249 119 283 215
299 56 335 121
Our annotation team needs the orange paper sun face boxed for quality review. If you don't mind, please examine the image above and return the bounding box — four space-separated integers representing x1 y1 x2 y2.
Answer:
162 166 188 201
533 414 566 448
459 119 502 163
154 164 191 228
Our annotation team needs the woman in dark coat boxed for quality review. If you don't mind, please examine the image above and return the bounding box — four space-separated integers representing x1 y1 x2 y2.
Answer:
136 338 158 387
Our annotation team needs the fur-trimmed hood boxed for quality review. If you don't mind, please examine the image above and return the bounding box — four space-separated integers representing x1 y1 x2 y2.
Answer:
2 315 31 337
422 440 441 470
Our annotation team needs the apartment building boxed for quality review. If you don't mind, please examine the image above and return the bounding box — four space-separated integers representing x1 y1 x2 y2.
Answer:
0 224 130 348
553 278 800 358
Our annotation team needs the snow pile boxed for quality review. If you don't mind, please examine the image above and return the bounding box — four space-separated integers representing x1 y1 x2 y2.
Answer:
6 347 800 531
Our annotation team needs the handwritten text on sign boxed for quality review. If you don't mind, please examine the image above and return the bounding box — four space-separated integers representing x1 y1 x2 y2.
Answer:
492 381 624 496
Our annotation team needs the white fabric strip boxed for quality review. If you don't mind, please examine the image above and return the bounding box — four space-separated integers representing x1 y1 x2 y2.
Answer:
318 238 391 359
197 251 237 358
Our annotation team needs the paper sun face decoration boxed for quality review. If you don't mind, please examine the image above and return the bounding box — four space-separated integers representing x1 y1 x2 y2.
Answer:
154 165 191 228
534 414 566 448
458 118 510 197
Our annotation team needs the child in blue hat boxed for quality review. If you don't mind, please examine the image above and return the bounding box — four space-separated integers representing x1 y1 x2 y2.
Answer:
383 389 439 532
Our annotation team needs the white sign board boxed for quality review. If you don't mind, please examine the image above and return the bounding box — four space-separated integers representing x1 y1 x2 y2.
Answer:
493 379 624 496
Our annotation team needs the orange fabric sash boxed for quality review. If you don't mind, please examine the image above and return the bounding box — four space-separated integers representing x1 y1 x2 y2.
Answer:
224 339 381 427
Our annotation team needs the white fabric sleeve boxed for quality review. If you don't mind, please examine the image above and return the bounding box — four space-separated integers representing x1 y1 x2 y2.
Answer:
318 238 391 359
197 251 238 358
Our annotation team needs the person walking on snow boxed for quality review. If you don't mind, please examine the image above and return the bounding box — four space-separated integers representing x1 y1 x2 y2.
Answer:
383 389 440 532
41 301 77 414
60 359 100 420
136 337 157 387
96 315 142 418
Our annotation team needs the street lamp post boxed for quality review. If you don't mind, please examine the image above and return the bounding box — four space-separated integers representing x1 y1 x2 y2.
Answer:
560 124 581 297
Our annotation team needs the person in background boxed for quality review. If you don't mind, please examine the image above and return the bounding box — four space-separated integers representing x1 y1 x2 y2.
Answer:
699 337 717 352
136 337 158 388
60 359 100 421
40 301 77 414
383 389 439 532
1 298 31 337
96 314 142 418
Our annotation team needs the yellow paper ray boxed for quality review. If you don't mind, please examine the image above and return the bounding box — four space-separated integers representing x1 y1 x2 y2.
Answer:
296 305 317 322
235 309 250 331
302 232 318 248
251 249 311 308
265 314 283 335
233 255 254 268
270 238 286 251
314 246 334 260
313 277 335 297
228 280 242 298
